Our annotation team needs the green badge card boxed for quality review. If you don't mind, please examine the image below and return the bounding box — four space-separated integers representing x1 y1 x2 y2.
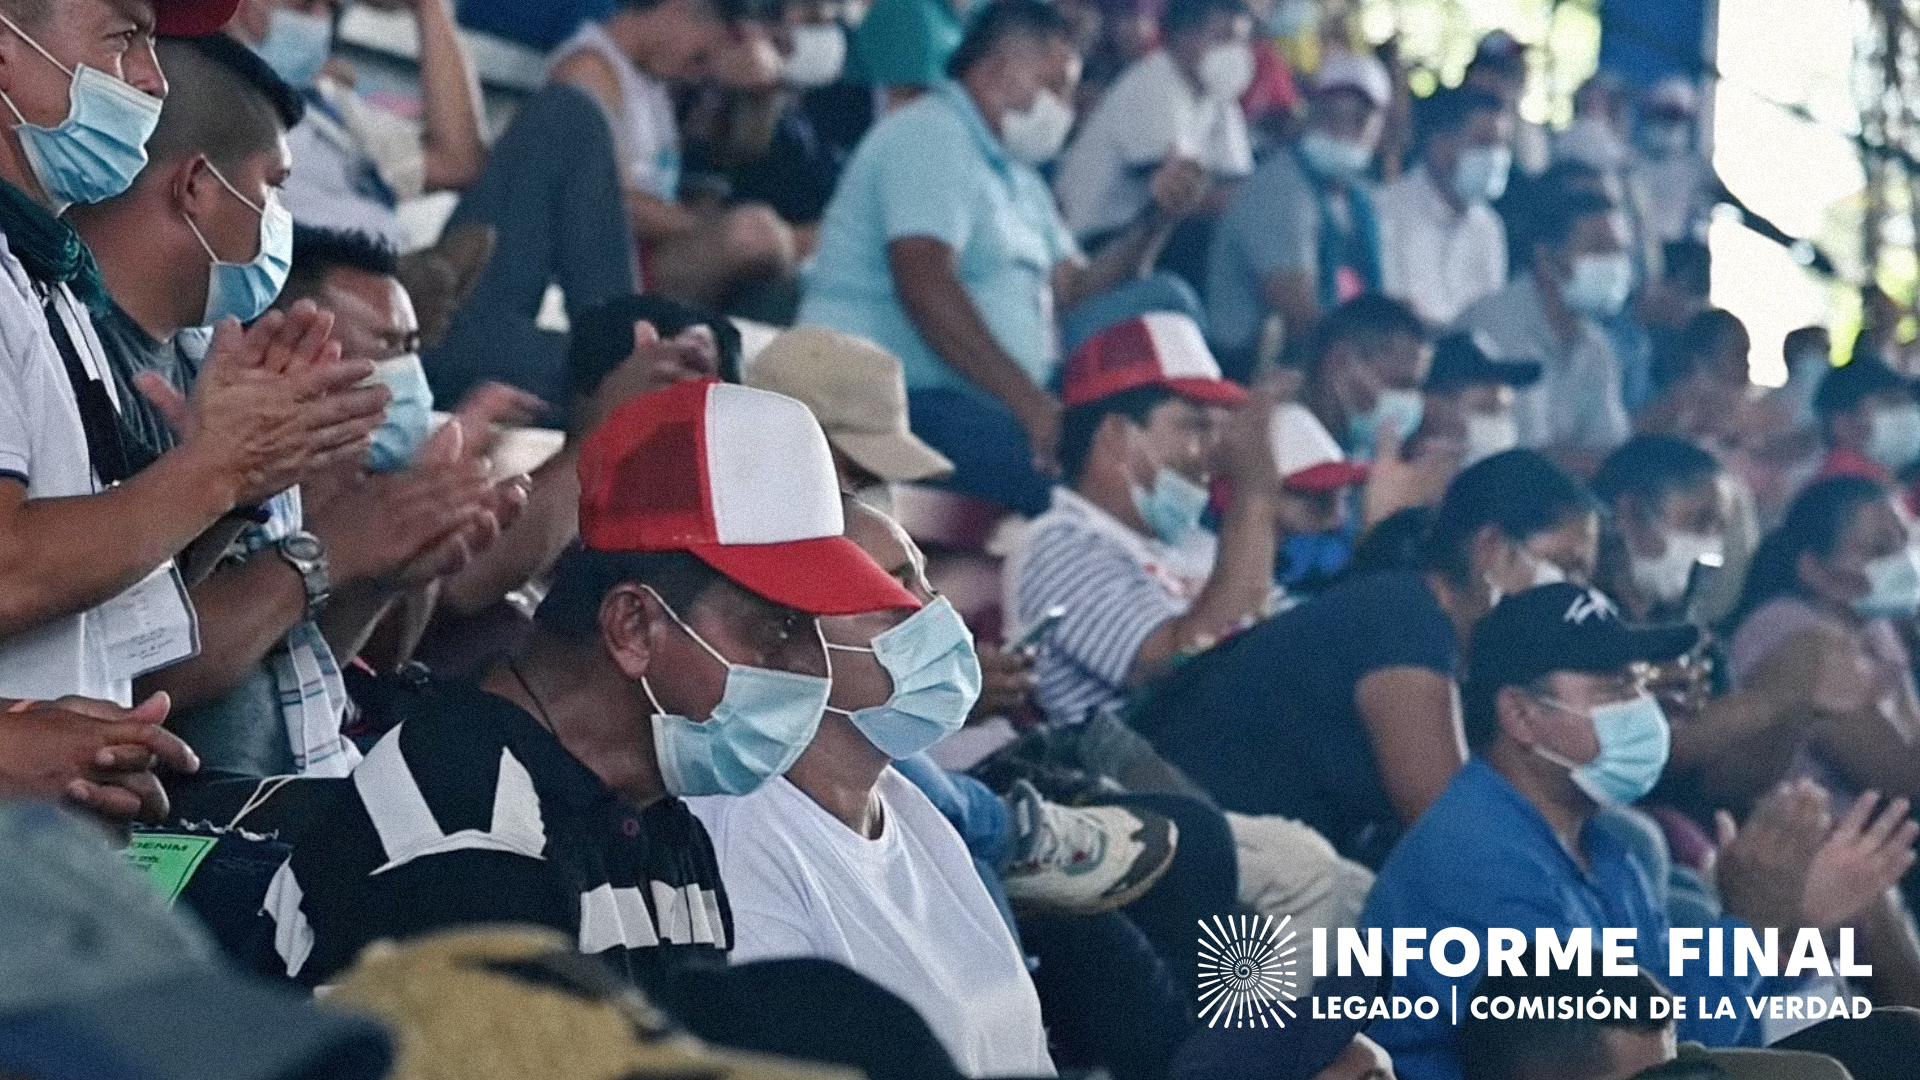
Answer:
123 833 217 905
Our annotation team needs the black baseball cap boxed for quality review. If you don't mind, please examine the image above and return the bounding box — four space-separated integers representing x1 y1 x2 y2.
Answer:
1424 333 1543 393
1466 584 1699 695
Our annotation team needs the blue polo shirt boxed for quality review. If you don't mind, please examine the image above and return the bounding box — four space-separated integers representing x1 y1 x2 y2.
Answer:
799 80 1079 399
1361 758 1769 1080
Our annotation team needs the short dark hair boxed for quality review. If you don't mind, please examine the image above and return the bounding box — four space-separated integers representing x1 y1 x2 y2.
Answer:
277 227 400 308
1306 293 1426 375
1725 476 1890 634
1060 385 1175 486
946 0 1074 80
1459 965 1673 1080
1533 189 1617 251
567 294 742 397
1655 308 1745 390
1424 448 1597 588
1813 353 1910 436
1416 85 1505 143
1591 435 1721 522
146 36 303 174
1160 0 1250 39
536 547 723 638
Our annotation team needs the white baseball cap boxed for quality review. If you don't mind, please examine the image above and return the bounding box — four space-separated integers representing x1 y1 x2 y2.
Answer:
1271 402 1370 493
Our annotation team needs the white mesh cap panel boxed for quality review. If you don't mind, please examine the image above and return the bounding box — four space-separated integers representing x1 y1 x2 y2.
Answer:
704 382 846 544
1140 312 1223 381
1270 402 1346 476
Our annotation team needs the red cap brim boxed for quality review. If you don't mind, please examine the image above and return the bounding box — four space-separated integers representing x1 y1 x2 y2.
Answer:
1286 461 1370 493
690 536 923 616
157 0 242 36
1167 378 1249 407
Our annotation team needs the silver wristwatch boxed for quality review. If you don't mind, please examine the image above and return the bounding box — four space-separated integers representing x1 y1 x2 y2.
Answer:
275 531 331 621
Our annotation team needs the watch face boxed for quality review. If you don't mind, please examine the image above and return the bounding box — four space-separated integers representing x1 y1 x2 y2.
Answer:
284 535 324 562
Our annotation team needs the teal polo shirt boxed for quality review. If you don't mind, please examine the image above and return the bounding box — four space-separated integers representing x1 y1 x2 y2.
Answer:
799 80 1079 399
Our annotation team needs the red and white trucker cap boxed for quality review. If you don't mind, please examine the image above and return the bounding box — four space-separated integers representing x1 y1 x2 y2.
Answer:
1271 402 1370 493
1061 313 1250 409
577 378 922 616
157 0 243 36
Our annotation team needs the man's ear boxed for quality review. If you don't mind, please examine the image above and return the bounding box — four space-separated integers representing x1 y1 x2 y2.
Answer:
170 153 214 215
1494 685 1539 748
599 583 663 681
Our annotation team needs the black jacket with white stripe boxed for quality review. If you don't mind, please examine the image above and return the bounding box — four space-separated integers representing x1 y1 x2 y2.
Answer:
266 682 732 993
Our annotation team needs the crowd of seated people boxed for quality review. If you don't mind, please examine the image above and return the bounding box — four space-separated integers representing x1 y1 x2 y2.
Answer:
10 2 1920 1080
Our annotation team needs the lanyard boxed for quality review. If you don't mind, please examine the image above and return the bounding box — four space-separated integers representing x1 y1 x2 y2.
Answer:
44 290 135 487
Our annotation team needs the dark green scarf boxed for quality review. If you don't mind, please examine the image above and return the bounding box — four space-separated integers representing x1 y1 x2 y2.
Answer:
0 177 109 312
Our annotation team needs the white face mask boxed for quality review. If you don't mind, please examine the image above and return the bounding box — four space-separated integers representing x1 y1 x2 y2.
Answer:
1463 410 1518 465
1197 42 1256 101
782 23 847 88
1449 143 1512 204
999 88 1075 165
1630 530 1723 606
1868 402 1920 475
1487 549 1564 608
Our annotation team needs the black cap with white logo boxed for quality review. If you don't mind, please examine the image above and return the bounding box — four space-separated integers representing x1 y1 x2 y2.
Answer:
1465 584 1699 695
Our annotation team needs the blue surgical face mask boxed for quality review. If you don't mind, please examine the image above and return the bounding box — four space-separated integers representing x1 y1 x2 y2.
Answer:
254 7 333 91
184 162 293 326
1131 466 1211 546
1347 388 1425 462
1299 131 1374 182
365 355 435 473
1533 692 1671 806
1265 0 1316 38
1867 402 1920 475
1856 547 1920 620
1450 144 1512 204
0 11 161 210
641 586 831 797
1562 252 1634 318
824 597 982 759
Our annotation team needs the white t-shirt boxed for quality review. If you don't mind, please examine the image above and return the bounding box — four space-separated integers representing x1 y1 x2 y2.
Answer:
1055 51 1253 239
689 772 1056 1079
281 77 423 253
0 235 161 705
1376 165 1508 326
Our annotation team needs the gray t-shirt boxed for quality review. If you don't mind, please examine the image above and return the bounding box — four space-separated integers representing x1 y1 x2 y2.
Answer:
1206 149 1369 354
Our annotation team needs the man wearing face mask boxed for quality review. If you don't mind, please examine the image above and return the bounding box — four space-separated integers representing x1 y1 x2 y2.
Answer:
0 0 393 715
802 0 1196 516
1627 77 1721 252
1416 331 1539 470
1206 49 1389 374
276 379 975 1047
1053 0 1253 248
69 40 508 777
1812 353 1920 488
691 499 1057 1079
227 0 487 252
1455 187 1634 471
1362 583 1920 1080
1376 85 1512 327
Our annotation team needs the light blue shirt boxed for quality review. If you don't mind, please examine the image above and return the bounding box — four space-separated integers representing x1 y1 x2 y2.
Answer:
800 80 1079 398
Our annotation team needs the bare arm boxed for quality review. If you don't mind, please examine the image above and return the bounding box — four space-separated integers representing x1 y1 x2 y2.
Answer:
1260 269 1320 344
1056 158 1210 311
437 447 580 617
0 453 232 637
888 236 1060 472
1355 666 1468 824
135 556 306 710
412 0 489 191
1129 492 1280 684
551 49 701 239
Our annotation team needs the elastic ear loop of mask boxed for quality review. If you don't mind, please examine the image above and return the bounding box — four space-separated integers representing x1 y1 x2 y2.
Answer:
634 582 832 718
181 160 267 264
0 9 72 131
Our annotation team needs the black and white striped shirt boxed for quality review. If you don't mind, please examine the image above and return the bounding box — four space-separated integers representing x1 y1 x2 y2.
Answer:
265 682 731 992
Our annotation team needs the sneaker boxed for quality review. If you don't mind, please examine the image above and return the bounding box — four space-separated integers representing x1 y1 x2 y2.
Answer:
999 780 1177 916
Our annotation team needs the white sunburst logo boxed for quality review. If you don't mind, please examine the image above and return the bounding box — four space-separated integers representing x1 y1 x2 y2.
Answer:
1197 914 1300 1028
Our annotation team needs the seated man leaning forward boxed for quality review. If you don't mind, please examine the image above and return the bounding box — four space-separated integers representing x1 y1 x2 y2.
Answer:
267 378 919 994
1362 582 1920 1080
691 496 1056 1079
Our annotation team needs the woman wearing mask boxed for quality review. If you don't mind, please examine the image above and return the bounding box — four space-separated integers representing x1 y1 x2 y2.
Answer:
1725 477 1920 809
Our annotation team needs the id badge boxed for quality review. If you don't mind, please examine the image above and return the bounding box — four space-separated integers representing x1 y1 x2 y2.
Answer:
98 562 200 683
